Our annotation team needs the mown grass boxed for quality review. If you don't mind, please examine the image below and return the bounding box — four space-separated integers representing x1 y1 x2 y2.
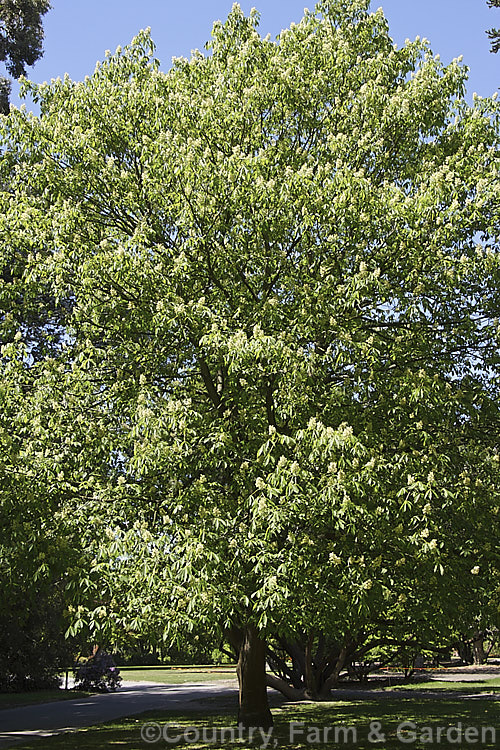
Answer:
385 676 500 692
9 693 500 749
118 666 237 684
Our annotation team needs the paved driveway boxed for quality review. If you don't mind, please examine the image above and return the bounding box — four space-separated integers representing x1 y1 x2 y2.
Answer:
0 680 239 748
1 671 499 748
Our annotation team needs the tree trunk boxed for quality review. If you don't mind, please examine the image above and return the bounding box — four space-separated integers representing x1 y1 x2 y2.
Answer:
413 653 425 670
457 639 473 665
236 625 273 729
266 672 305 700
304 632 318 699
321 644 349 696
472 632 486 665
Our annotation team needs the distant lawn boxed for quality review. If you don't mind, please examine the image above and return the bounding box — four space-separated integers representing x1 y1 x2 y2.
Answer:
118 665 237 684
385 676 500 692
9 694 500 749
0 690 91 710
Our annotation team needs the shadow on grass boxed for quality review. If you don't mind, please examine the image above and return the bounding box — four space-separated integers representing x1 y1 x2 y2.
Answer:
10 695 499 750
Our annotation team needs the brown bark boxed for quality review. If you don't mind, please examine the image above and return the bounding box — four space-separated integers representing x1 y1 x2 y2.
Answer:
322 644 349 696
304 632 318 699
473 632 486 665
266 672 306 700
236 625 273 729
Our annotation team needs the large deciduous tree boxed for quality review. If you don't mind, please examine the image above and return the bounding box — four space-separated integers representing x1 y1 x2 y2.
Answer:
0 0 51 114
1 0 499 725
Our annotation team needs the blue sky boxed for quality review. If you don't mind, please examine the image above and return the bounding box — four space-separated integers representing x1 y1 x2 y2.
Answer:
7 1 499 108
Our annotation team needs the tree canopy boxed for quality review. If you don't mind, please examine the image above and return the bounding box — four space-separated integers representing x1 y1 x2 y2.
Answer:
487 0 500 53
0 0 51 113
1 0 499 725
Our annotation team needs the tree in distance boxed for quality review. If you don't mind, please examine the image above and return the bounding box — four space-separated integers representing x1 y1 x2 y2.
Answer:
0 0 51 114
487 0 500 52
1 0 499 727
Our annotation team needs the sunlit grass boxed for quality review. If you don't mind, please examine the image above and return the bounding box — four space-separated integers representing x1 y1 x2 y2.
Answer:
10 693 499 749
119 666 237 684
384 676 500 692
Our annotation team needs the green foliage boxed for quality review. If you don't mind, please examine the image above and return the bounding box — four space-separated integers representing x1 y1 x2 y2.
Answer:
0 0 50 77
0 0 51 113
0 586 73 691
0 0 499 676
0 74 9 114
73 650 121 692
0 356 80 690
115 631 226 666
487 0 500 53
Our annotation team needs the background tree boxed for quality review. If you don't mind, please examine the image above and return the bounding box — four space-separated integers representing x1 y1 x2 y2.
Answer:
487 0 500 52
1 0 499 726
0 131 81 691
0 352 80 690
0 0 51 114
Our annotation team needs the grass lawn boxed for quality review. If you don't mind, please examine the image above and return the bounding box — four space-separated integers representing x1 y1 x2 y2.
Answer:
385 676 500 692
9 693 500 749
0 690 91 710
0 667 235 711
118 665 237 684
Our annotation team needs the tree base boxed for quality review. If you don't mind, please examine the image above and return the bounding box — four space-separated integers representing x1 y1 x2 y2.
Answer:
237 625 273 730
